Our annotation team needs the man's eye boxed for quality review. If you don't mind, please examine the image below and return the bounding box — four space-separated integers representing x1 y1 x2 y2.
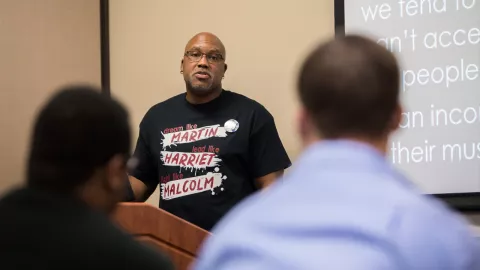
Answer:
209 54 221 61
190 52 201 57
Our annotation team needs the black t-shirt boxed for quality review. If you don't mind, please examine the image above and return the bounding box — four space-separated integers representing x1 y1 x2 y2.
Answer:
131 90 291 231
0 187 173 270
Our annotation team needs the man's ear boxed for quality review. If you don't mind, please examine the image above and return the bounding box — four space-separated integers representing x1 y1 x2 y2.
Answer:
224 63 228 73
390 103 403 132
180 59 184 73
104 154 127 192
297 107 309 139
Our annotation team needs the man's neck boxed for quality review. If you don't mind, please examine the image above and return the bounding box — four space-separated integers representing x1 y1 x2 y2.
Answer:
186 87 223 104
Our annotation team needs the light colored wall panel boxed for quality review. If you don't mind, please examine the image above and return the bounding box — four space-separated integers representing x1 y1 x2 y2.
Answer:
0 0 101 193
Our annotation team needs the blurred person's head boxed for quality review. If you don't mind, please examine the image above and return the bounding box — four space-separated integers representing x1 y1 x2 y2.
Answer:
27 85 131 213
181 32 227 103
296 35 402 154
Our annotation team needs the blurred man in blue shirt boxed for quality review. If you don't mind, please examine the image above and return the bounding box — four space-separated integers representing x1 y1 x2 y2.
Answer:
192 35 480 270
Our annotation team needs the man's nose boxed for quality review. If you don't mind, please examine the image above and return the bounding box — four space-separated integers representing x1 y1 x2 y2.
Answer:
197 54 209 68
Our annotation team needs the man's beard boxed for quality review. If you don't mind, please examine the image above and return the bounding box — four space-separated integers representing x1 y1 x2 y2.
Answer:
186 79 216 96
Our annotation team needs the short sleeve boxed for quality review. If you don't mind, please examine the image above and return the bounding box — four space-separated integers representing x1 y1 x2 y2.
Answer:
129 121 158 191
248 107 291 178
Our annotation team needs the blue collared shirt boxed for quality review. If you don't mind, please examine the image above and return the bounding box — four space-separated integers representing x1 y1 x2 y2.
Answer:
193 140 480 270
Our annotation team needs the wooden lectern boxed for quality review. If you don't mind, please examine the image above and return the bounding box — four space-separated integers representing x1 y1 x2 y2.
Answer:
112 202 211 270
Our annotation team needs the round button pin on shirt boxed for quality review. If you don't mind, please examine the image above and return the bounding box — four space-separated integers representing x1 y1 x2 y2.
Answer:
224 119 239 132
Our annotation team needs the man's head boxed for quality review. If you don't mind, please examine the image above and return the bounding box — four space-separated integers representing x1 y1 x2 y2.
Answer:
181 32 227 98
297 35 402 152
27 85 131 213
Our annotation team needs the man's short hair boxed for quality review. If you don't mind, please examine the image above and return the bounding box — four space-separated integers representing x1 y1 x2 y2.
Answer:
297 35 400 139
27 85 131 192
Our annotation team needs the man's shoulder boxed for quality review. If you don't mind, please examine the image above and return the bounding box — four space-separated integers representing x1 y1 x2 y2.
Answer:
193 190 269 268
199 186 277 249
0 189 173 269
386 193 480 269
140 93 185 124
392 190 472 233
197 191 479 270
224 90 271 113
196 183 402 270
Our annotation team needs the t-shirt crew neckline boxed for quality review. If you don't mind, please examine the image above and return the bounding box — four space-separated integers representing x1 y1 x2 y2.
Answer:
183 89 227 110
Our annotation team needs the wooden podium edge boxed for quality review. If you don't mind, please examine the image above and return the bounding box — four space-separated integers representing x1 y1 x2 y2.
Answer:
113 202 211 255
136 233 196 257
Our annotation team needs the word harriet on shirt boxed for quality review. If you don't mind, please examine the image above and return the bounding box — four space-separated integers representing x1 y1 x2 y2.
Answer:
161 146 221 169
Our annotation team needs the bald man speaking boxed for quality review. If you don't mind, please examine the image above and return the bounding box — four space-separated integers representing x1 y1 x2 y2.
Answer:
127 32 291 231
